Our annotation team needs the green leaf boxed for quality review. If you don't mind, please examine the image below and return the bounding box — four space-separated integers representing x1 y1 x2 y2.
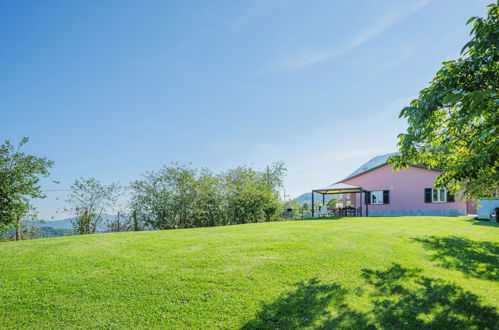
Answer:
466 17 477 25
394 2 499 200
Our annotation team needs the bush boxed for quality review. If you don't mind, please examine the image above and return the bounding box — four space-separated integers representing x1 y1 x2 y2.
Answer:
129 162 286 229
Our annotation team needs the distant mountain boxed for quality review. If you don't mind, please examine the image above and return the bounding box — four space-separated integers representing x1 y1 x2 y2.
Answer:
39 219 73 230
35 226 73 238
31 213 120 233
292 193 340 206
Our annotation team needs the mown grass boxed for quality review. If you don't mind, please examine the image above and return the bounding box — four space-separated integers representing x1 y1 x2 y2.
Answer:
0 216 497 329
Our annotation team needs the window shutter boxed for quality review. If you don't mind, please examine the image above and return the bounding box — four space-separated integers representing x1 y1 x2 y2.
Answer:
447 191 455 202
365 191 370 205
424 188 432 203
383 190 390 204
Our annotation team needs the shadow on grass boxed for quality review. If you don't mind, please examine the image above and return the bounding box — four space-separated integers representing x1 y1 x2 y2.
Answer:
465 219 499 227
241 278 369 329
414 236 499 281
360 264 497 329
242 264 498 329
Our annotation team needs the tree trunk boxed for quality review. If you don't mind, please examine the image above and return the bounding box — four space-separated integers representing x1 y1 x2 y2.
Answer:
15 216 21 241
132 211 137 231
117 211 121 232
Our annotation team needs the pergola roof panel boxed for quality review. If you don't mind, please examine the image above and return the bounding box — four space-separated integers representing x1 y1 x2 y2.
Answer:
313 183 364 194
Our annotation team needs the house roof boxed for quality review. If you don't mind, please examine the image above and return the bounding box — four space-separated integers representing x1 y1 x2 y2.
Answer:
339 152 442 182
343 152 397 180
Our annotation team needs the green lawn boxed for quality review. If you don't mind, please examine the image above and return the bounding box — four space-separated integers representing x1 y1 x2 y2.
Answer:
0 216 498 329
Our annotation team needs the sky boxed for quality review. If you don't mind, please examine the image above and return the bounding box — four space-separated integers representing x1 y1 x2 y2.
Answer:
0 0 491 219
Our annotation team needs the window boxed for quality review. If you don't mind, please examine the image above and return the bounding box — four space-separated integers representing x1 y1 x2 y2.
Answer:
432 188 447 203
366 190 389 205
370 191 384 204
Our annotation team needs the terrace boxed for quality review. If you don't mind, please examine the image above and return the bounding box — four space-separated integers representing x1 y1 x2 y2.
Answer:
312 182 368 217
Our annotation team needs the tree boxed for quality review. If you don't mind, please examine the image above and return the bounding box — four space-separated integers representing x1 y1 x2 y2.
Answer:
261 162 287 193
326 197 342 208
11 205 36 241
191 169 225 227
281 200 300 219
114 208 145 232
129 163 197 230
0 206 38 241
389 2 499 199
261 162 287 221
106 211 128 232
222 166 264 224
129 209 143 231
0 138 54 240
301 203 310 218
222 165 285 224
129 162 287 229
129 168 174 230
164 164 197 228
65 177 120 234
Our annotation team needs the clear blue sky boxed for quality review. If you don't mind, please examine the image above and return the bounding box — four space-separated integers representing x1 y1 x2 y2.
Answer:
0 0 490 219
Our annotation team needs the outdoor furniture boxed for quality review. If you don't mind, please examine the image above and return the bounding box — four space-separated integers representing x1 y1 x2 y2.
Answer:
347 206 356 217
311 183 369 217
315 206 362 218
331 206 361 217
319 206 328 217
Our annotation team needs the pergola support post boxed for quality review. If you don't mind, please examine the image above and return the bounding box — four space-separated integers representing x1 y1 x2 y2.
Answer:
366 195 369 217
359 192 363 217
311 191 315 217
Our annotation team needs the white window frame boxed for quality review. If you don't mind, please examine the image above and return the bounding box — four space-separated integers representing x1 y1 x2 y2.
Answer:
370 191 384 204
432 188 447 203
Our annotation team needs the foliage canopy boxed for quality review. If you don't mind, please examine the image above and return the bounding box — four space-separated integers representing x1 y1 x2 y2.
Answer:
129 162 286 229
65 177 121 234
390 2 499 199
0 138 53 238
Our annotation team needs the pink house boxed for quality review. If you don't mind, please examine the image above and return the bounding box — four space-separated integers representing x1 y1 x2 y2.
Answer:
312 153 468 217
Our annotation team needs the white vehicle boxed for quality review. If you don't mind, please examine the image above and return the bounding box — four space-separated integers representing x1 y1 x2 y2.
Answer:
477 199 499 221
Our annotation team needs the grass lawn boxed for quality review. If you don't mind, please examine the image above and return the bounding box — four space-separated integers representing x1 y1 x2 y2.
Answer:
0 216 498 329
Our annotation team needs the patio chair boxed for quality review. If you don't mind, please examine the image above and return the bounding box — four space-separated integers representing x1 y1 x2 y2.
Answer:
319 206 328 217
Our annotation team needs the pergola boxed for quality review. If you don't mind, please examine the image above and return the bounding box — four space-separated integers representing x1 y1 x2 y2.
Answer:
311 183 369 217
